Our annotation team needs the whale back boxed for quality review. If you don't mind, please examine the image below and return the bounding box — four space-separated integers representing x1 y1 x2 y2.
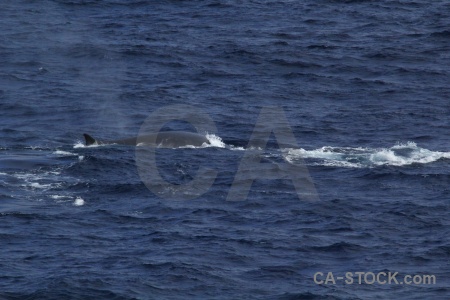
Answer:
83 131 209 147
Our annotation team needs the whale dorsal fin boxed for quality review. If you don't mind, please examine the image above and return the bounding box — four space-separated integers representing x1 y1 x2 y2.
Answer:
83 133 97 146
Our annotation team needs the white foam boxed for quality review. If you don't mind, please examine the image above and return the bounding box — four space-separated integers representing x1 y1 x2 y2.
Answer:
229 145 246 151
73 197 85 206
73 141 85 148
144 133 227 149
13 170 65 192
166 133 227 149
176 144 196 149
29 182 53 189
24 146 45 150
50 195 71 200
15 173 44 180
53 150 77 156
285 142 450 168
74 141 104 148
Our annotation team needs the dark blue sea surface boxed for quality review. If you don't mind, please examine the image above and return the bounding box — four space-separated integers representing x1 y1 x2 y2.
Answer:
1 0 449 299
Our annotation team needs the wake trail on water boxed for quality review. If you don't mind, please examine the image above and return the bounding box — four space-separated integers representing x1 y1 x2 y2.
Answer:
284 142 450 168
73 136 450 168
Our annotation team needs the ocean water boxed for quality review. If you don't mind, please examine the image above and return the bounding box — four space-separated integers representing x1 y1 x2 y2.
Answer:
1 0 449 299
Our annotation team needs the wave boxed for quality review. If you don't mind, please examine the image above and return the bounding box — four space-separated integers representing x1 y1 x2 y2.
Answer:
285 142 450 168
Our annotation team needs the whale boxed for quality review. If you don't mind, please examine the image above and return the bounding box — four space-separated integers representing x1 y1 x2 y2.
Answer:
83 132 210 148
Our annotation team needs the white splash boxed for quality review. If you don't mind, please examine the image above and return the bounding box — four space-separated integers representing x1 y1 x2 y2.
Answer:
205 133 226 148
73 197 85 206
173 133 227 149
